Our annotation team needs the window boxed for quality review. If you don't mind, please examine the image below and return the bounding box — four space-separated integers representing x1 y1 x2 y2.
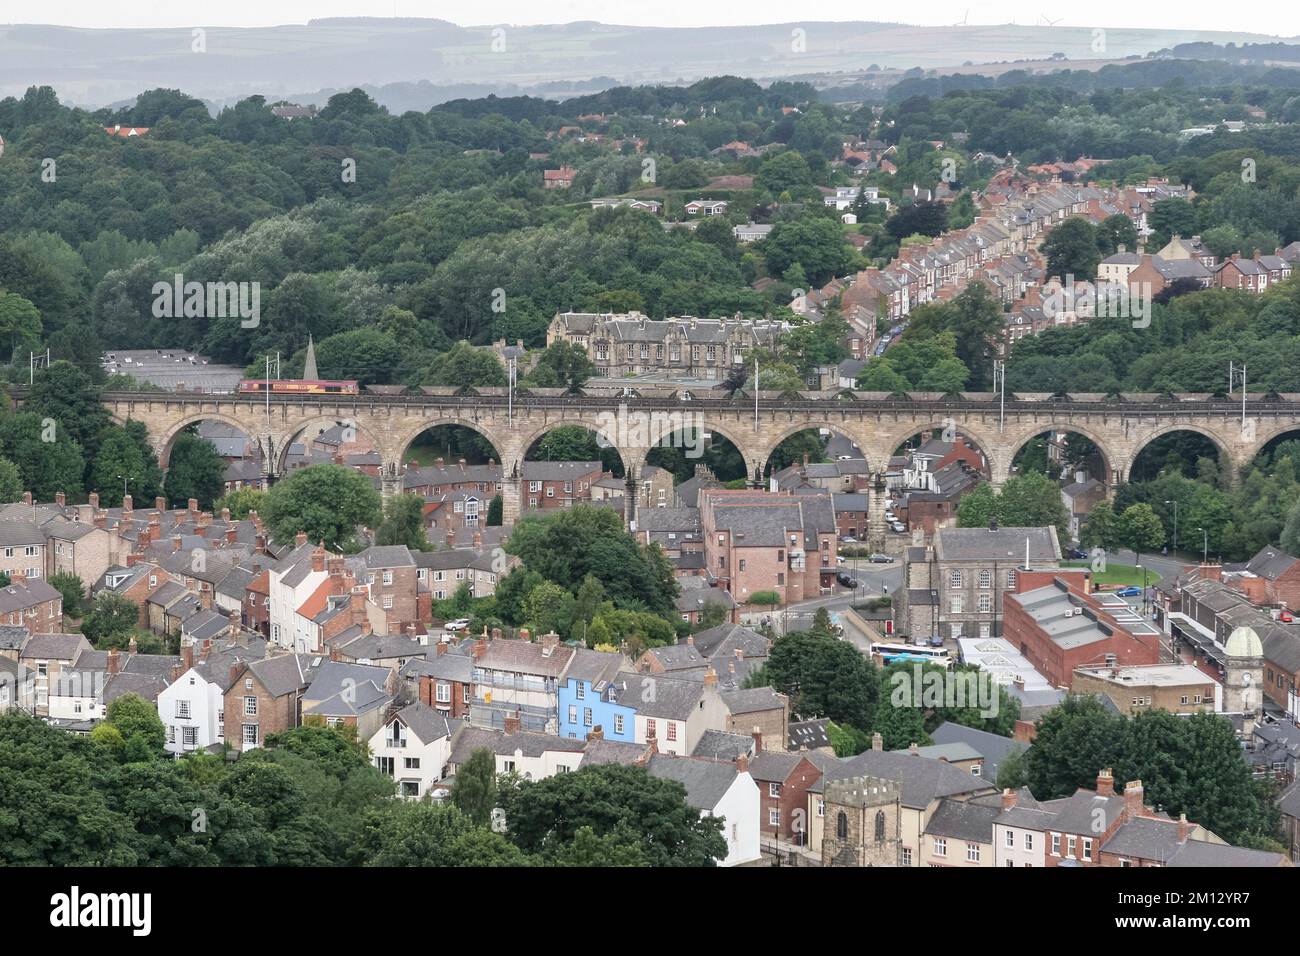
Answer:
1005 830 1015 848
575 682 585 700
769 782 781 797
949 569 963 589
1024 833 1033 851
614 714 624 735
666 722 677 741
933 837 947 857
978 569 992 589
583 708 593 727
1051 832 1061 856
646 718 656 739
568 705 578 723
382 595 394 610
977 594 992 613
502 760 515 772
375 756 393 775
1067 835 1077 856
176 700 191 719
529 481 541 493
1006 570 1017 589
183 727 198 747
382 570 393 586
739 559 746 572
242 724 258 747
950 596 963 614
966 843 980 863
436 682 451 704
836 812 849 840
1082 838 1093 861
875 810 886 843
901 847 912 866
243 696 257 716
404 757 420 770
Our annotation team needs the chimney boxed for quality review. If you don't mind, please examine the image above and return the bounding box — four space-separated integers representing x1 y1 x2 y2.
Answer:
88 492 99 510
1117 244 1126 254
155 496 166 512
221 507 231 522
589 725 604 741
503 709 522 735
171 662 184 683
21 491 31 506
9 570 24 586
127 636 138 656
703 667 718 689
446 527 456 548
436 640 448 656
1001 788 1018 810
734 647 744 661
255 533 267 552
327 555 344 578
172 535 183 553
871 732 883 751
229 664 242 687
188 498 199 515
350 587 368 627
435 458 444 469
751 726 762 753
1096 768 1115 796
122 494 132 513
686 635 694 646
54 491 65 507
225 526 237 545
472 637 489 660
473 531 482 550
182 643 194 670
93 511 106 529
736 753 749 774
1123 779 1145 819
1177 812 1189 842
311 546 325 573
227 608 241 635
295 531 308 548
200 639 212 661
107 648 121 674
328 646 341 662
908 741 919 755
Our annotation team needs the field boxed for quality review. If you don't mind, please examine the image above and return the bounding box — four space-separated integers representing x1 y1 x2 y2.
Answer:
1063 561 1161 588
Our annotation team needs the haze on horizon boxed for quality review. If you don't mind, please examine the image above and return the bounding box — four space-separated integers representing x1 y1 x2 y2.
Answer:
11 2 1300 38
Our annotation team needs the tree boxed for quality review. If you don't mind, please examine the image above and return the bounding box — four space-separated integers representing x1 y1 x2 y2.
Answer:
0 412 85 500
163 432 226 510
501 763 726 866
215 487 267 520
1096 214 1138 256
0 290 42 364
1117 502 1165 558
424 340 507 388
0 457 22 504
91 420 164 508
522 580 576 637
532 425 602 463
360 800 524 866
48 571 86 619
24 361 109 463
452 748 498 827
764 628 880 730
871 694 931 750
1080 500 1120 552
521 342 597 392
375 494 431 551
956 472 1070 544
762 219 855 286
105 693 167 759
263 464 382 552
80 592 143 647
1042 217 1101 281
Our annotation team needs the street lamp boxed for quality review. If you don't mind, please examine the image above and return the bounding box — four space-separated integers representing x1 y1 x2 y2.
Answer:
1196 527 1209 565
1163 499 1178 554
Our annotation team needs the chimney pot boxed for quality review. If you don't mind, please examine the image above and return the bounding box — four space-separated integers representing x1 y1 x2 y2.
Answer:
1001 788 1017 810
871 732 883 752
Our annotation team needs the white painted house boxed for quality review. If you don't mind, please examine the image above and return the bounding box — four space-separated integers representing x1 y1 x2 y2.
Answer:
647 753 761 866
268 539 328 651
157 640 266 756
369 702 455 799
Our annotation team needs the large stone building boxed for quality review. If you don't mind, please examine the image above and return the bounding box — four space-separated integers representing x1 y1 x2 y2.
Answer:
547 311 785 380
895 525 1061 641
821 775 903 867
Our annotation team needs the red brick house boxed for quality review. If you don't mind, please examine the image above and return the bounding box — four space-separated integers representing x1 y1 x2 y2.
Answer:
749 746 827 843
224 653 320 751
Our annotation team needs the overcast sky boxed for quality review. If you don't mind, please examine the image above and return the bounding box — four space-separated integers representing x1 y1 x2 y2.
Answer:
12 2 1300 37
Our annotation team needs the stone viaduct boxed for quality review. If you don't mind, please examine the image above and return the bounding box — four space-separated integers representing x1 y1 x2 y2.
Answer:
87 386 1300 527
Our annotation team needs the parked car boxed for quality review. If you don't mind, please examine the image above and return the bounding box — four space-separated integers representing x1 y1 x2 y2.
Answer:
1114 586 1141 598
890 521 906 533
1280 611 1294 623
1066 548 1088 559
444 618 472 632
869 553 892 563
841 536 858 544
836 571 858 588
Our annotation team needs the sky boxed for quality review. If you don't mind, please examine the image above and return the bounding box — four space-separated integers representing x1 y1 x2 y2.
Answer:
10 1 1300 37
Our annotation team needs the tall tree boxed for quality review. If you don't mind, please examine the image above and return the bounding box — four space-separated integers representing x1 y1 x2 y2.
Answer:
263 464 382 552
163 432 226 510
452 748 499 827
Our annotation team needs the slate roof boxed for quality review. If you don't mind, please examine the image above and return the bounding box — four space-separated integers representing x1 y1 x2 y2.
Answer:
244 653 321 697
0 579 61 613
935 526 1060 562
608 673 702 720
923 797 1000 842
19 632 90 661
788 717 833 751
930 721 1028 782
448 725 585 764
721 686 785 716
646 753 741 810
813 749 992 809
580 738 649 767
691 729 756 762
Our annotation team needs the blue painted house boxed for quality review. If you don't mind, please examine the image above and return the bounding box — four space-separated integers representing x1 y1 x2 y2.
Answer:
557 648 636 741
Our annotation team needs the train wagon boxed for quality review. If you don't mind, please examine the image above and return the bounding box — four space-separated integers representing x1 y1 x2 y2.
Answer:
237 379 360 395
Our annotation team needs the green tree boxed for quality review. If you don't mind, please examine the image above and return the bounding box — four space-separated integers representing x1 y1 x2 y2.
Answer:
501 763 726 866
375 494 431 551
48 571 86 619
105 694 167 760
216 487 267 520
452 747 499 827
0 412 85 500
91 421 164 508
424 340 508 388
522 342 597 393
765 628 880 730
263 464 382 552
80 592 143 647
1041 217 1101 280
360 800 525 866
0 457 22 503
163 432 226 510
0 290 42 363
1117 502 1165 558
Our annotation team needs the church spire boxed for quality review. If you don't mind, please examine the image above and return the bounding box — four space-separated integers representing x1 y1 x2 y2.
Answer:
302 335 318 381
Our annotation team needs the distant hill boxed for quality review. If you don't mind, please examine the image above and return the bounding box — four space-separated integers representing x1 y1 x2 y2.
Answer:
0 18 1295 108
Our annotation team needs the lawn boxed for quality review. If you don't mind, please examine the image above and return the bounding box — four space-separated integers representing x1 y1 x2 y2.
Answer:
1063 561 1161 588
